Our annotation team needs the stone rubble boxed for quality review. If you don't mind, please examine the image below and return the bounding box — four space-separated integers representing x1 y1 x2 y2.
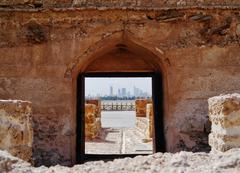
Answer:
1 149 240 173
208 93 240 152
0 100 33 163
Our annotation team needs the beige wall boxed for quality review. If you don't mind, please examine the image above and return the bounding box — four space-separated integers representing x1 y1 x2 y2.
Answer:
0 8 240 166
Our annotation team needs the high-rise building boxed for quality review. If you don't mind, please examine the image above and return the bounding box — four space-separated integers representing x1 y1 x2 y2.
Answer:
133 86 137 96
134 86 140 97
122 88 126 97
118 89 121 97
127 91 131 97
110 86 113 96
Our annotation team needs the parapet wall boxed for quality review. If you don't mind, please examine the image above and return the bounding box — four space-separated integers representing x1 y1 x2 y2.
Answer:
208 93 240 152
0 100 33 163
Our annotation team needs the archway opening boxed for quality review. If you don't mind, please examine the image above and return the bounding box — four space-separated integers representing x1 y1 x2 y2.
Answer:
76 42 165 163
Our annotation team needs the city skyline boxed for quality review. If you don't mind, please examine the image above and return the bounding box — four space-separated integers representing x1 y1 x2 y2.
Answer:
85 77 152 97
107 86 150 97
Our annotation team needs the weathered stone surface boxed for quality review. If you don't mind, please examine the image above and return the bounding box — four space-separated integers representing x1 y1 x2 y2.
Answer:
85 104 101 139
146 103 153 138
136 117 149 139
135 99 152 117
0 100 33 163
86 99 101 118
136 103 154 139
208 93 240 152
0 0 43 8
0 5 240 166
0 0 240 9
1 149 240 173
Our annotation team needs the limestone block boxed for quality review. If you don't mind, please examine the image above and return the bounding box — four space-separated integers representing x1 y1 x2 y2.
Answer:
146 103 153 138
85 104 101 140
208 93 240 152
136 117 150 140
86 100 101 118
136 103 153 139
135 99 152 117
0 100 33 163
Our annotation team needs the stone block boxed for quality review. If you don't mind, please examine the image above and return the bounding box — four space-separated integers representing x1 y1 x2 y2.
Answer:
135 99 152 117
86 100 101 118
136 103 153 139
85 104 101 140
0 100 33 163
136 117 149 138
146 103 153 138
208 93 240 152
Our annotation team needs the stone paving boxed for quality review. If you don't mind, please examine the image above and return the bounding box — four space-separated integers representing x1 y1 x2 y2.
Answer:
85 111 153 155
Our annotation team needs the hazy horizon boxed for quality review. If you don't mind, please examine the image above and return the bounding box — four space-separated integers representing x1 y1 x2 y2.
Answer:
85 77 152 96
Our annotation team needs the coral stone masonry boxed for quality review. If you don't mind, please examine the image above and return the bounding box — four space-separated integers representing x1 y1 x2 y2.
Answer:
0 100 33 163
86 100 101 118
85 104 101 140
208 94 240 152
135 99 152 117
1 0 240 166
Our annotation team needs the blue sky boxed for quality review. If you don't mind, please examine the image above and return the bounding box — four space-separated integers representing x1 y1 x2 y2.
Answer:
85 77 152 96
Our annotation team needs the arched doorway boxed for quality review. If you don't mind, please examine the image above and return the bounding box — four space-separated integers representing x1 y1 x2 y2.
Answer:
75 40 165 163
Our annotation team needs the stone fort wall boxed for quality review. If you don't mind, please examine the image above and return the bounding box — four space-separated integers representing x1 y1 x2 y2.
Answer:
0 2 240 166
0 0 240 8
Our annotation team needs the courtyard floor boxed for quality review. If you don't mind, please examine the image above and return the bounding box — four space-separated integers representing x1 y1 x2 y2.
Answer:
85 111 153 155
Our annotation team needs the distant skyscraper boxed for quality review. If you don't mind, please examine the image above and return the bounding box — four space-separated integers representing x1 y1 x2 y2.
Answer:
134 86 140 97
110 86 113 96
133 86 137 96
118 89 121 97
122 88 126 97
127 91 131 97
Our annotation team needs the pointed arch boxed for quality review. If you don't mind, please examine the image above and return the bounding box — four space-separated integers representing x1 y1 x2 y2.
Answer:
64 31 166 78
70 31 168 163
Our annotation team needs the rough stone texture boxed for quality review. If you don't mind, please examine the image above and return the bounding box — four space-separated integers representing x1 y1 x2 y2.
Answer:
0 4 240 166
136 117 149 139
0 0 240 9
208 93 240 152
1 149 240 173
135 99 152 117
85 104 101 140
86 100 101 118
0 100 33 163
136 102 153 139
146 103 153 138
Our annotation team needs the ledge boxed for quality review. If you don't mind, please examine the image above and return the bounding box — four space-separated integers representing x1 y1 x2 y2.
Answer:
0 5 240 12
